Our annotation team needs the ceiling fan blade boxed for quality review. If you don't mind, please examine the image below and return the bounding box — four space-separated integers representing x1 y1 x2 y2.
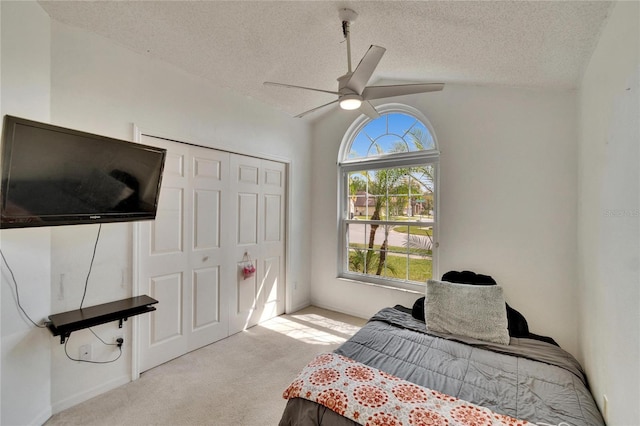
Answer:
264 81 340 96
294 99 340 118
345 45 386 95
359 101 380 119
362 83 445 100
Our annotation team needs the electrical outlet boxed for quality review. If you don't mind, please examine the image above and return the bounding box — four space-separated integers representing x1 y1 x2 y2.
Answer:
602 394 609 420
79 344 92 361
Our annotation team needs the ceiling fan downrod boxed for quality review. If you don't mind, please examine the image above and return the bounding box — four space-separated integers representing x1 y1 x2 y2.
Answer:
339 8 358 74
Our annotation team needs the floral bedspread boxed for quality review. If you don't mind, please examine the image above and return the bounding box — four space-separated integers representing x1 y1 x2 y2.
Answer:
283 352 531 426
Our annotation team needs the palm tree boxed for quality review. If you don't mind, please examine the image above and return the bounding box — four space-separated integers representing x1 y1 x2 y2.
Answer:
363 167 405 276
391 130 436 201
404 234 433 256
350 126 435 278
360 171 384 274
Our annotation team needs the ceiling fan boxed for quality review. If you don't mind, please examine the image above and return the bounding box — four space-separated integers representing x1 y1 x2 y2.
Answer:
264 8 444 119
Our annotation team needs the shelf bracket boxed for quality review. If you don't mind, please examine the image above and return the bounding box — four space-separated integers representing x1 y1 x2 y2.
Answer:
59 332 71 345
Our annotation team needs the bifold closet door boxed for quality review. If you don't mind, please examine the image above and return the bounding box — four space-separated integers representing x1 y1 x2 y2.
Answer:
137 136 232 372
229 154 286 334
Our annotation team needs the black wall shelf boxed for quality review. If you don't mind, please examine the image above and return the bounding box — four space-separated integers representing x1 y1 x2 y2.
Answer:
47 295 158 344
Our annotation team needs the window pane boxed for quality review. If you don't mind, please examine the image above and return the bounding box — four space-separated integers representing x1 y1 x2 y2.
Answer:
408 257 432 282
347 222 368 248
347 248 365 274
343 163 435 284
349 165 434 223
347 113 436 159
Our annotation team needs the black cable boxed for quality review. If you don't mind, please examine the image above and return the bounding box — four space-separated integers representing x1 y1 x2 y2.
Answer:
1 225 121 364
64 333 122 364
89 327 118 346
77 225 125 361
79 224 102 309
0 250 47 328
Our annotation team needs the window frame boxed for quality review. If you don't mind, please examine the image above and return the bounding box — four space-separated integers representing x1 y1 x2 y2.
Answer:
337 104 440 292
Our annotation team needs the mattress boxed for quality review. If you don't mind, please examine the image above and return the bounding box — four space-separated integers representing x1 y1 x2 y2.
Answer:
279 307 604 426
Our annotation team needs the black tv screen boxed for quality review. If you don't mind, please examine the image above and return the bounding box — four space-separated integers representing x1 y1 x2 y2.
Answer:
1 115 166 228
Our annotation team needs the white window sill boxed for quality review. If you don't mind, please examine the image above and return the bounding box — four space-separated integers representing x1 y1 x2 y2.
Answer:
337 276 424 295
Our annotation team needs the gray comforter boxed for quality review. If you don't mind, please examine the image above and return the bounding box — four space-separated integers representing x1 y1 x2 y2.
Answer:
280 307 604 426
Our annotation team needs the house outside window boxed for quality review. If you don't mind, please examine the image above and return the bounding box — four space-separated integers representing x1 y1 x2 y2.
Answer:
338 104 439 291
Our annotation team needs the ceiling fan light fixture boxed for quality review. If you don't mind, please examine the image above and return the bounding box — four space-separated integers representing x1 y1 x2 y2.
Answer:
339 94 362 110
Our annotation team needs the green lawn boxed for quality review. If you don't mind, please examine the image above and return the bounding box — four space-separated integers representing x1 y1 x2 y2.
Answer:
348 249 432 282
348 216 434 282
349 242 432 257
391 225 433 236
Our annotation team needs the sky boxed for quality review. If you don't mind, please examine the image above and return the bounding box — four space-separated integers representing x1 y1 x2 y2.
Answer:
347 113 435 159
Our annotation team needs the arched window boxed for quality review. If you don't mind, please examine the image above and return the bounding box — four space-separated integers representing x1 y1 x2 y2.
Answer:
338 104 439 290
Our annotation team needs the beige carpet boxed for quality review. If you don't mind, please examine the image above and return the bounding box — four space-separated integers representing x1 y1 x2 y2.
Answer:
45 306 366 426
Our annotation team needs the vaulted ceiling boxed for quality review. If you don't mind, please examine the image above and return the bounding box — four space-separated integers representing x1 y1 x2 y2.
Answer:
38 1 613 119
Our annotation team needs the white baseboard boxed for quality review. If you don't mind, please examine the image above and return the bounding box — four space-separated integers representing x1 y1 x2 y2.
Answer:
51 375 130 414
31 405 52 426
287 300 311 314
308 300 368 320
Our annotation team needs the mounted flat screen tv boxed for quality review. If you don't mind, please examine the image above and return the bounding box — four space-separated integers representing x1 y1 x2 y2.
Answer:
1 115 166 229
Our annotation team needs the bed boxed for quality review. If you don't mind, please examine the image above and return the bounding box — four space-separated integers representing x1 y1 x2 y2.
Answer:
279 274 604 426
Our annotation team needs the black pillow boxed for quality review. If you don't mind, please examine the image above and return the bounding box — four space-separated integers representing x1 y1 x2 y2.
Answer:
412 271 530 337
505 303 529 337
441 270 496 285
412 296 426 321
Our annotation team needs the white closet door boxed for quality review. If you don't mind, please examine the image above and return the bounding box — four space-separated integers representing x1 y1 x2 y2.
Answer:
137 136 231 372
229 155 286 334
260 159 286 321
136 136 287 372
186 145 231 352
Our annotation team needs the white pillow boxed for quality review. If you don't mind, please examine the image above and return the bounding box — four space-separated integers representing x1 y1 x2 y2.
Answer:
425 279 510 345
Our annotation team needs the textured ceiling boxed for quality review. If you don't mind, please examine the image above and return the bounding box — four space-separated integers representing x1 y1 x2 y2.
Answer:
38 1 613 119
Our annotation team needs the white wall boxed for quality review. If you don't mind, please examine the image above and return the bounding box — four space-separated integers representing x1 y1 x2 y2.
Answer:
46 19 312 412
0 2 313 418
0 2 53 424
310 85 580 356
47 19 313 413
577 1 639 423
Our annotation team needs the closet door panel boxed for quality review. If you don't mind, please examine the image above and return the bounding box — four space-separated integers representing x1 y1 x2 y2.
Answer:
138 136 286 370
